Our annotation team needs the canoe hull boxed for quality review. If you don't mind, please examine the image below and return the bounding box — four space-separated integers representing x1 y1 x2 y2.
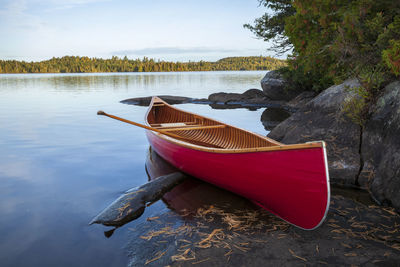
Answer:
146 131 330 230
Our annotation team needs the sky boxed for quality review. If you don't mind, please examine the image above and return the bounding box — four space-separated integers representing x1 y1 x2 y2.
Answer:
0 0 275 62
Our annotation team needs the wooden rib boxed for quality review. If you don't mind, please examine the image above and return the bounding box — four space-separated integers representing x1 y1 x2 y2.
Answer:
203 129 214 145
214 128 226 148
220 128 228 148
223 127 232 148
227 128 238 149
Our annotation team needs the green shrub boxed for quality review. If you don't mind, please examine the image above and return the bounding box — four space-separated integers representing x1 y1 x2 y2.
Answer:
342 86 370 126
383 40 400 76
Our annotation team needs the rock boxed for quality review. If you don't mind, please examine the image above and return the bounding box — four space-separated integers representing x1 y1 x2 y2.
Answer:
260 108 291 131
208 88 267 103
261 70 300 101
242 88 267 99
89 172 187 227
360 81 400 210
208 92 244 103
121 95 193 106
207 88 284 109
268 79 362 185
287 91 317 109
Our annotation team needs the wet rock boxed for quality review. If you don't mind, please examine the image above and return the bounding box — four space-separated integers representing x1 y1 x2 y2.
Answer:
268 79 362 185
121 95 193 106
260 108 291 131
360 81 400 211
89 172 187 227
261 70 300 101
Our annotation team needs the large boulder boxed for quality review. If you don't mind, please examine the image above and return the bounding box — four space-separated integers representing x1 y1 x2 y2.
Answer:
359 81 400 210
261 70 300 101
268 79 362 185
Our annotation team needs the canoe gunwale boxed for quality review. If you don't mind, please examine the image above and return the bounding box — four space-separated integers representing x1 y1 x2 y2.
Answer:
148 131 325 154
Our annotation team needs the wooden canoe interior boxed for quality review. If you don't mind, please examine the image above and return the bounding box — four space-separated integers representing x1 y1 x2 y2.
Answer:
146 98 280 149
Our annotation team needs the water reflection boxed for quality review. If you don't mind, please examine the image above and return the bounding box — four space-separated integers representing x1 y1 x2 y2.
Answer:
260 107 291 131
146 147 255 216
0 71 267 97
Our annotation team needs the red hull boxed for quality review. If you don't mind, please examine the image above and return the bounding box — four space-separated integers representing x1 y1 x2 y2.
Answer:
146 131 330 230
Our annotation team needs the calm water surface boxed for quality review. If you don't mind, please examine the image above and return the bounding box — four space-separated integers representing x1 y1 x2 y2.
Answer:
0 71 271 266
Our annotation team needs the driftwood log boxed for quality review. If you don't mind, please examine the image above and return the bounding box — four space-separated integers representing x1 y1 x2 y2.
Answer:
89 172 187 227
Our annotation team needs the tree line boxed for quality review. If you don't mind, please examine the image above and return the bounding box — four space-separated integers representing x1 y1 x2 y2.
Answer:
0 56 286 73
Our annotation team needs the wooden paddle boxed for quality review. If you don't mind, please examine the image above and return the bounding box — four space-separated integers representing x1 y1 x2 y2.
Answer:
97 110 222 148
97 110 185 139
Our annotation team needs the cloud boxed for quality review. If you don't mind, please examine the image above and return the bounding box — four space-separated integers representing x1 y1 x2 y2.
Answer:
112 47 260 56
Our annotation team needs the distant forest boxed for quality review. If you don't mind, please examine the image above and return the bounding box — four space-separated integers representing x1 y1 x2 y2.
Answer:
0 56 286 73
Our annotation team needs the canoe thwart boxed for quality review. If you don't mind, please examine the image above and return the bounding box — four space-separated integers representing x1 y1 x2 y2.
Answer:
163 125 226 132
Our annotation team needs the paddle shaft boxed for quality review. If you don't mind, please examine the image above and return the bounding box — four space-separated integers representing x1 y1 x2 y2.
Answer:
97 110 185 140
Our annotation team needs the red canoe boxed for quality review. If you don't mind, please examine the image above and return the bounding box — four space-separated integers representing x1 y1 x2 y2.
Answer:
145 96 330 230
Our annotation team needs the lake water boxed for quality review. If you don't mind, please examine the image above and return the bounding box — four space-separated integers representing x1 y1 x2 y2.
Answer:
0 71 272 266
